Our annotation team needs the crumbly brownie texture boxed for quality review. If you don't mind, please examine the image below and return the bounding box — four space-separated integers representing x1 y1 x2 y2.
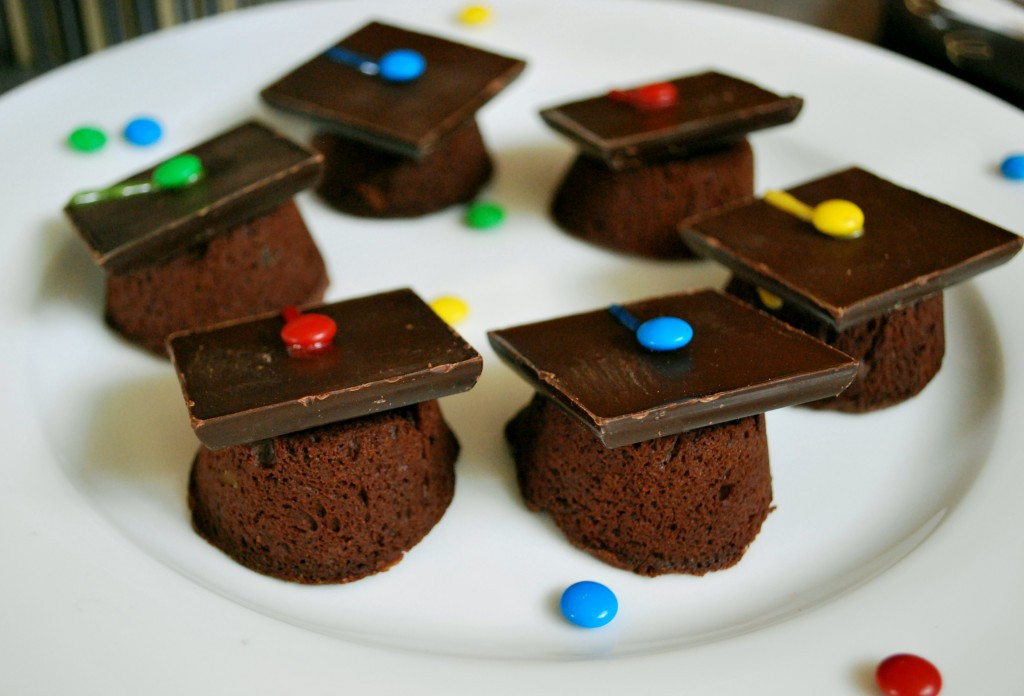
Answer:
506 394 772 576
189 400 458 584
551 140 752 259
105 199 328 356
726 276 945 412
312 119 492 218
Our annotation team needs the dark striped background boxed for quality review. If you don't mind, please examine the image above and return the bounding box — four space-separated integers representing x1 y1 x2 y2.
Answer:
1 0 282 91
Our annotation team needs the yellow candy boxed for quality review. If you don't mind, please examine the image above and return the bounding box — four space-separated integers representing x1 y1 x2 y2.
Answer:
756 287 784 311
811 199 864 238
458 5 491 25
430 295 469 325
763 190 864 239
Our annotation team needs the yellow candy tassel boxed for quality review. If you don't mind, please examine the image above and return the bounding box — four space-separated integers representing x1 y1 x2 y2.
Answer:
763 189 814 222
763 189 864 239
756 287 784 311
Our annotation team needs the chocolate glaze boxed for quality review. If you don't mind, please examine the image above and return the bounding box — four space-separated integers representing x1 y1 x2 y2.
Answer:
260 21 525 160
539 71 802 170
65 121 323 273
487 289 858 448
682 167 1023 330
168 288 483 449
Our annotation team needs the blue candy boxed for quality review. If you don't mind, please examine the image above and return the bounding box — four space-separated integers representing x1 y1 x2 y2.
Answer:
378 49 426 83
636 316 693 352
1000 154 1024 181
560 581 618 628
123 117 163 146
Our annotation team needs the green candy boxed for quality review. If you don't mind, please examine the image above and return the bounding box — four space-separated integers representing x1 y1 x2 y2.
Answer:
465 201 505 230
152 154 204 189
68 126 107 153
68 153 205 206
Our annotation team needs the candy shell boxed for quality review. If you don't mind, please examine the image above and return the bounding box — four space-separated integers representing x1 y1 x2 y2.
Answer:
875 653 942 696
756 287 784 311
560 581 617 628
67 126 107 153
811 199 864 238
123 117 163 146
153 154 204 189
378 49 426 83
280 307 337 358
1000 154 1024 180
608 82 678 110
636 316 693 352
429 296 469 325
465 201 505 230
458 5 492 24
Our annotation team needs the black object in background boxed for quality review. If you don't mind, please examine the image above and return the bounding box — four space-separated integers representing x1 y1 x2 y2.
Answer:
880 0 1024 109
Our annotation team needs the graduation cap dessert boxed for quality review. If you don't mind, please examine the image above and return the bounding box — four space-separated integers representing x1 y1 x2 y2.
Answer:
539 71 803 259
682 167 1023 412
260 20 526 218
168 288 483 584
64 120 328 356
489 289 858 576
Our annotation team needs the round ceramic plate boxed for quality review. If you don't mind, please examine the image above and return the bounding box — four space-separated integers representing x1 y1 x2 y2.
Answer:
2 0 1022 692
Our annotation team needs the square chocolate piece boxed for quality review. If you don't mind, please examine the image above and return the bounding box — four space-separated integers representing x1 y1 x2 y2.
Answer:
65 120 322 273
169 288 483 449
681 167 1023 330
488 289 858 447
539 71 803 170
260 21 526 159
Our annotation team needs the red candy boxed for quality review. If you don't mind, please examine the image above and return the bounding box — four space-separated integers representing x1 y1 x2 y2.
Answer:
875 654 942 696
607 81 678 110
280 306 337 357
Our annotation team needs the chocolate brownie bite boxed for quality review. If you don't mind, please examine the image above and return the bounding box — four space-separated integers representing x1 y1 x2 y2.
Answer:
65 121 328 356
488 289 858 576
682 167 1023 411
168 288 483 584
539 71 802 258
261 21 525 218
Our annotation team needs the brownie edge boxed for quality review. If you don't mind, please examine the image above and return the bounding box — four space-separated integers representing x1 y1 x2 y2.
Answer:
189 400 458 584
506 394 772 576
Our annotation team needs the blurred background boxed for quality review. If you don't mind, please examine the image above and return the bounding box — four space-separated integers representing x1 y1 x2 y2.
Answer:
1 0 1022 108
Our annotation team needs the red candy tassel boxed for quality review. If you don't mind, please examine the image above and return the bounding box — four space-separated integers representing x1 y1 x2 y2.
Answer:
280 306 337 358
607 82 679 110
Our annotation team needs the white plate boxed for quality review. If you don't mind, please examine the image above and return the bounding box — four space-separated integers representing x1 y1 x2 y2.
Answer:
2 0 1023 692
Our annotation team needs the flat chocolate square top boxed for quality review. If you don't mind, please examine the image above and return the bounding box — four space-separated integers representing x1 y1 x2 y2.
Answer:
260 21 526 159
169 288 483 449
488 289 858 448
682 167 1023 330
65 121 322 273
539 71 802 169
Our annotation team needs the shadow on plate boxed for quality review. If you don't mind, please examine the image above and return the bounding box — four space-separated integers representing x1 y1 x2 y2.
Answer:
75 372 197 520
34 216 104 314
487 142 573 215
